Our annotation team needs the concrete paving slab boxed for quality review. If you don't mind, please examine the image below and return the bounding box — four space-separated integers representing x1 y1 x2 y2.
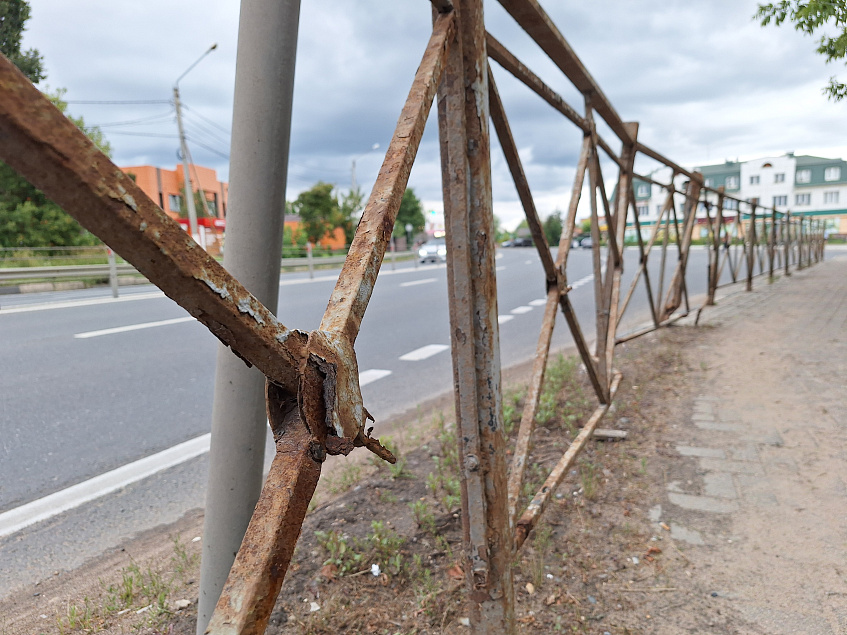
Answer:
676 445 726 459
667 492 739 513
698 458 765 475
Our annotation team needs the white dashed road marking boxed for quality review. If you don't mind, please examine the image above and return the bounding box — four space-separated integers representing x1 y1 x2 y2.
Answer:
399 344 449 361
359 369 392 386
529 298 547 306
511 306 533 315
400 278 437 287
497 315 514 324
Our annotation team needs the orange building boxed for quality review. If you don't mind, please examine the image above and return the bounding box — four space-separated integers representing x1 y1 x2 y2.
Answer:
120 164 229 254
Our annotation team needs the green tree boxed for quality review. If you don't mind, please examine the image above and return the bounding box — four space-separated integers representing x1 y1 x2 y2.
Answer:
293 182 343 244
543 209 563 246
0 2 112 247
756 1 847 100
393 187 425 238
0 89 111 247
0 0 45 83
338 186 364 244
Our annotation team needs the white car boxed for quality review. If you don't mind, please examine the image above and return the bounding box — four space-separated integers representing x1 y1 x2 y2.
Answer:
418 238 447 263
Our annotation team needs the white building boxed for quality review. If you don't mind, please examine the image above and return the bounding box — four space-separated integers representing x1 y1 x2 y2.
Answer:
629 153 847 238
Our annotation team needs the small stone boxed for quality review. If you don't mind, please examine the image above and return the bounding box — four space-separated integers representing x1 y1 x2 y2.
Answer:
309 601 321 612
545 594 557 606
458 617 470 626
525 582 535 595
192 536 201 542
711 592 718 597
588 595 597 604
174 599 191 610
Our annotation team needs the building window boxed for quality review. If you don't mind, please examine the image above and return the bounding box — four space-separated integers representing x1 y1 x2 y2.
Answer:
772 195 787 207
656 204 663 215
774 173 785 183
825 166 841 181
704 178 713 187
750 175 760 185
725 176 739 189
637 184 649 197
796 169 811 183
637 205 648 216
795 193 811 206
168 194 182 212
724 199 738 211
824 191 839 204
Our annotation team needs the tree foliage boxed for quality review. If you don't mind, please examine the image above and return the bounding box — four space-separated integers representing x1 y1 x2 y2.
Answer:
543 209 564 247
756 1 847 100
393 188 425 238
0 1 112 247
0 0 44 83
292 182 345 245
338 186 364 244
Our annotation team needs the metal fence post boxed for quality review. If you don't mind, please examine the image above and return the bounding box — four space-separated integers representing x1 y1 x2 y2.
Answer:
746 201 757 291
436 1 515 631
197 1 301 632
107 248 119 298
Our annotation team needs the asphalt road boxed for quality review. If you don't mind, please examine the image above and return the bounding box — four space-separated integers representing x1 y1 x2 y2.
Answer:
0 245 732 510
0 242 796 594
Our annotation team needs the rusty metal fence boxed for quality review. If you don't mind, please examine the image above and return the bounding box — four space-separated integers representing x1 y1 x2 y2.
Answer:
0 1 825 633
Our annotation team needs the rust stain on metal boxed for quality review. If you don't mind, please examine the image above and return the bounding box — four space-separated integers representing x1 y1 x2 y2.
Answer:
320 11 455 343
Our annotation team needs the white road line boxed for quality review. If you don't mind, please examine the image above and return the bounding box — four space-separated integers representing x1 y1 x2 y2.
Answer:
277 263 445 288
0 363 398 537
0 433 212 539
497 315 514 324
511 306 533 315
400 278 437 288
359 369 392 386
0 291 165 315
74 316 195 339
529 298 547 307
399 344 449 361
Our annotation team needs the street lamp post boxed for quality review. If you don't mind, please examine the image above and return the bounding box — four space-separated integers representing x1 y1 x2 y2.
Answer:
173 43 217 248
351 142 380 193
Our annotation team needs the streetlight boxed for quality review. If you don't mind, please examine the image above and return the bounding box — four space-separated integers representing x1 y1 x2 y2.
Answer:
173 43 217 247
351 142 380 193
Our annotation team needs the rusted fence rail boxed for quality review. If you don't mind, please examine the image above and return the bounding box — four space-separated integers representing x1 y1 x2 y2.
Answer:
0 1 824 633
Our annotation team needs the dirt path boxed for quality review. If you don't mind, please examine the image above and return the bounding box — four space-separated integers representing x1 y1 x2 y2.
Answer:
2 256 845 634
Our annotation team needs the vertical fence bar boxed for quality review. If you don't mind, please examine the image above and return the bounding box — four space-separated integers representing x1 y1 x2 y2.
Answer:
769 207 777 280
437 2 515 631
784 211 791 277
746 202 757 291
707 187 724 304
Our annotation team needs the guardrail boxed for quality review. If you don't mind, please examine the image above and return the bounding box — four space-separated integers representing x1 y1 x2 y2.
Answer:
0 251 418 287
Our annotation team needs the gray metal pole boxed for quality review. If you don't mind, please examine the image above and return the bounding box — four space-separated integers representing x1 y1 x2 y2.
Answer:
173 87 202 246
196 1 300 632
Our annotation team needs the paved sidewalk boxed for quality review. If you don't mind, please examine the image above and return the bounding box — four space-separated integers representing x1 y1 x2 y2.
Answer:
653 254 847 633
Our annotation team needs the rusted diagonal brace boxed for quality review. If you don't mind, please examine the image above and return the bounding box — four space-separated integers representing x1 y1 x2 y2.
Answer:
206 381 323 634
320 11 455 342
506 286 559 530
495 0 632 145
487 69 558 288
0 53 304 394
514 372 622 551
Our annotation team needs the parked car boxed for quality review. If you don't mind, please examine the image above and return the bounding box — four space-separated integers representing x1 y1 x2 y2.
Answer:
418 238 447 263
572 236 592 249
511 237 533 247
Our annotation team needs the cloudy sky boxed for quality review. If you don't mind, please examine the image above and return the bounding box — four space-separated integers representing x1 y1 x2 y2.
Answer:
22 0 847 229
